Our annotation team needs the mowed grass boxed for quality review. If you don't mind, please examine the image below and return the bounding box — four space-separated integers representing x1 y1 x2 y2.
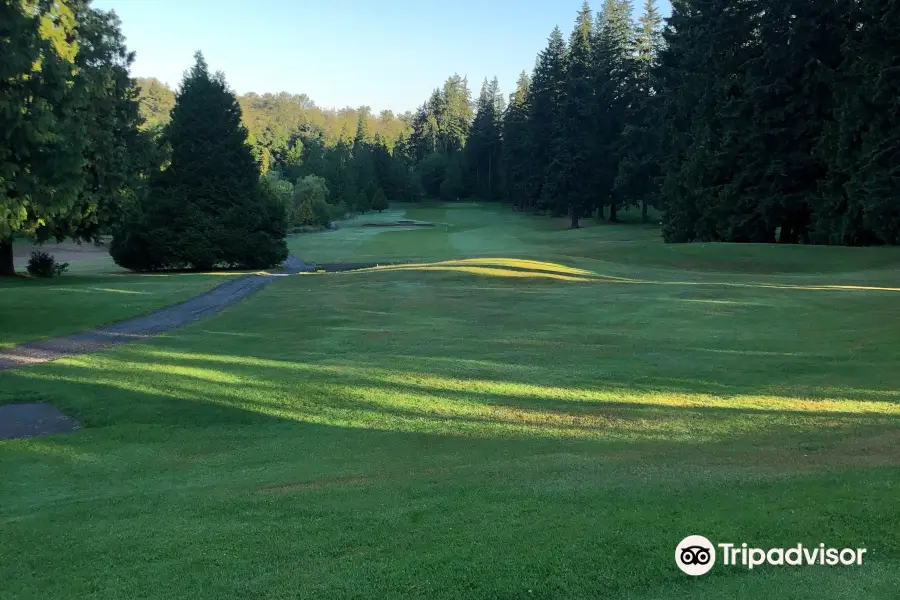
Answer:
1 247 244 348
2 204 900 598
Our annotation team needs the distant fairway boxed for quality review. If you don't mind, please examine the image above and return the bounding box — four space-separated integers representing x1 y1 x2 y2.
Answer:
2 204 900 598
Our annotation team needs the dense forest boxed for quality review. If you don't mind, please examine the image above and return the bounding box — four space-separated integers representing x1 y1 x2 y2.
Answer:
3 0 900 275
135 0 900 246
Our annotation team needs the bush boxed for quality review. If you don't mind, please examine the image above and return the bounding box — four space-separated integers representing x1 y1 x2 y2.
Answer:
287 225 327 234
440 154 465 201
327 201 349 222
262 171 294 220
372 188 389 212
27 251 69 278
416 153 449 197
292 175 332 228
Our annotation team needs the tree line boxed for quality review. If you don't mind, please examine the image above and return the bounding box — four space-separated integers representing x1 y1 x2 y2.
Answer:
495 0 898 243
130 0 900 246
4 0 899 278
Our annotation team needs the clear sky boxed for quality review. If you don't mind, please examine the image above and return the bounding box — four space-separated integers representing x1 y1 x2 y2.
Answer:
92 0 671 114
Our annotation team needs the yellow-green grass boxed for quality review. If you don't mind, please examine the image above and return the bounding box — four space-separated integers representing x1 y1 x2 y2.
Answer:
1 247 239 348
2 205 900 598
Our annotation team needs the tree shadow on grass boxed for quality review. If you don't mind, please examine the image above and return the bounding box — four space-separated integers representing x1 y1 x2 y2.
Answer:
2 346 898 454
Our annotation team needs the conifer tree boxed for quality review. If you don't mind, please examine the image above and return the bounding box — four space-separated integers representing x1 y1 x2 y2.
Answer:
552 1 595 228
439 75 473 154
111 52 287 270
502 72 532 209
465 78 503 199
372 187 389 212
591 0 634 222
525 27 568 211
818 0 897 244
613 0 664 223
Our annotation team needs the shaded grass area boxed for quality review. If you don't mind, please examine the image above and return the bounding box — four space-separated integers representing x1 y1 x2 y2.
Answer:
2 205 900 598
0 262 234 348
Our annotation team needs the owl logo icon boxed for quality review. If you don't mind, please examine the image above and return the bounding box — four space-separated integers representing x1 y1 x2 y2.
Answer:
676 536 716 576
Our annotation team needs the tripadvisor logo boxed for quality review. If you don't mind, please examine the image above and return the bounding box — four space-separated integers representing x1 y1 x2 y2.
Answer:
676 535 716 576
675 535 867 576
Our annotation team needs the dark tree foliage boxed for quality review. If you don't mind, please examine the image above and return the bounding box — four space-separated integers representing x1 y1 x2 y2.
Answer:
50 4 153 243
1 0 150 275
484 0 899 246
553 2 595 228
111 53 287 271
525 28 568 212
465 78 504 199
591 0 634 222
11 0 900 251
502 72 532 210
818 0 900 245
614 0 664 223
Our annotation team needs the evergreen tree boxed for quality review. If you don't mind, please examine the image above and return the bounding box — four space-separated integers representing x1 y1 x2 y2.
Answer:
1 0 85 275
111 52 287 270
465 77 503 199
440 153 465 201
353 107 371 149
350 112 378 212
408 103 434 163
591 0 634 222
613 0 664 223
45 4 152 244
731 0 849 243
439 75 473 154
525 27 568 211
818 0 897 244
552 1 595 228
502 72 532 209
372 187 389 212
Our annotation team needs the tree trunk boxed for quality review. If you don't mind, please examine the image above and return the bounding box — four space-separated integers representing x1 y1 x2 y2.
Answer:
779 220 796 244
641 199 648 223
609 201 618 223
0 239 15 276
488 153 492 199
570 205 580 229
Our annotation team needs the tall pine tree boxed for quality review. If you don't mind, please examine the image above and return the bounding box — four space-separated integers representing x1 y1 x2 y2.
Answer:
502 72 532 209
613 0 664 223
465 77 503 199
591 0 634 222
552 1 595 228
525 27 568 212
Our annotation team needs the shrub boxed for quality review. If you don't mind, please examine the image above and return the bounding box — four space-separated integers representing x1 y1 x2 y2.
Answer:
292 175 332 227
372 188 389 212
287 225 327 234
262 171 294 221
27 251 69 278
416 153 448 197
327 201 349 222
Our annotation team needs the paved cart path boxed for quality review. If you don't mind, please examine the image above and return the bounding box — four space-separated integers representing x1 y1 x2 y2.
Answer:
0 256 314 372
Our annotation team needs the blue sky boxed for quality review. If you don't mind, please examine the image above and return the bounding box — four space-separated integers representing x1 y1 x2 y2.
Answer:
93 0 671 114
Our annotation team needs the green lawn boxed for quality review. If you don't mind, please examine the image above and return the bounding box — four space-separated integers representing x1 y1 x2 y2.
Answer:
1 247 242 348
2 204 899 598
